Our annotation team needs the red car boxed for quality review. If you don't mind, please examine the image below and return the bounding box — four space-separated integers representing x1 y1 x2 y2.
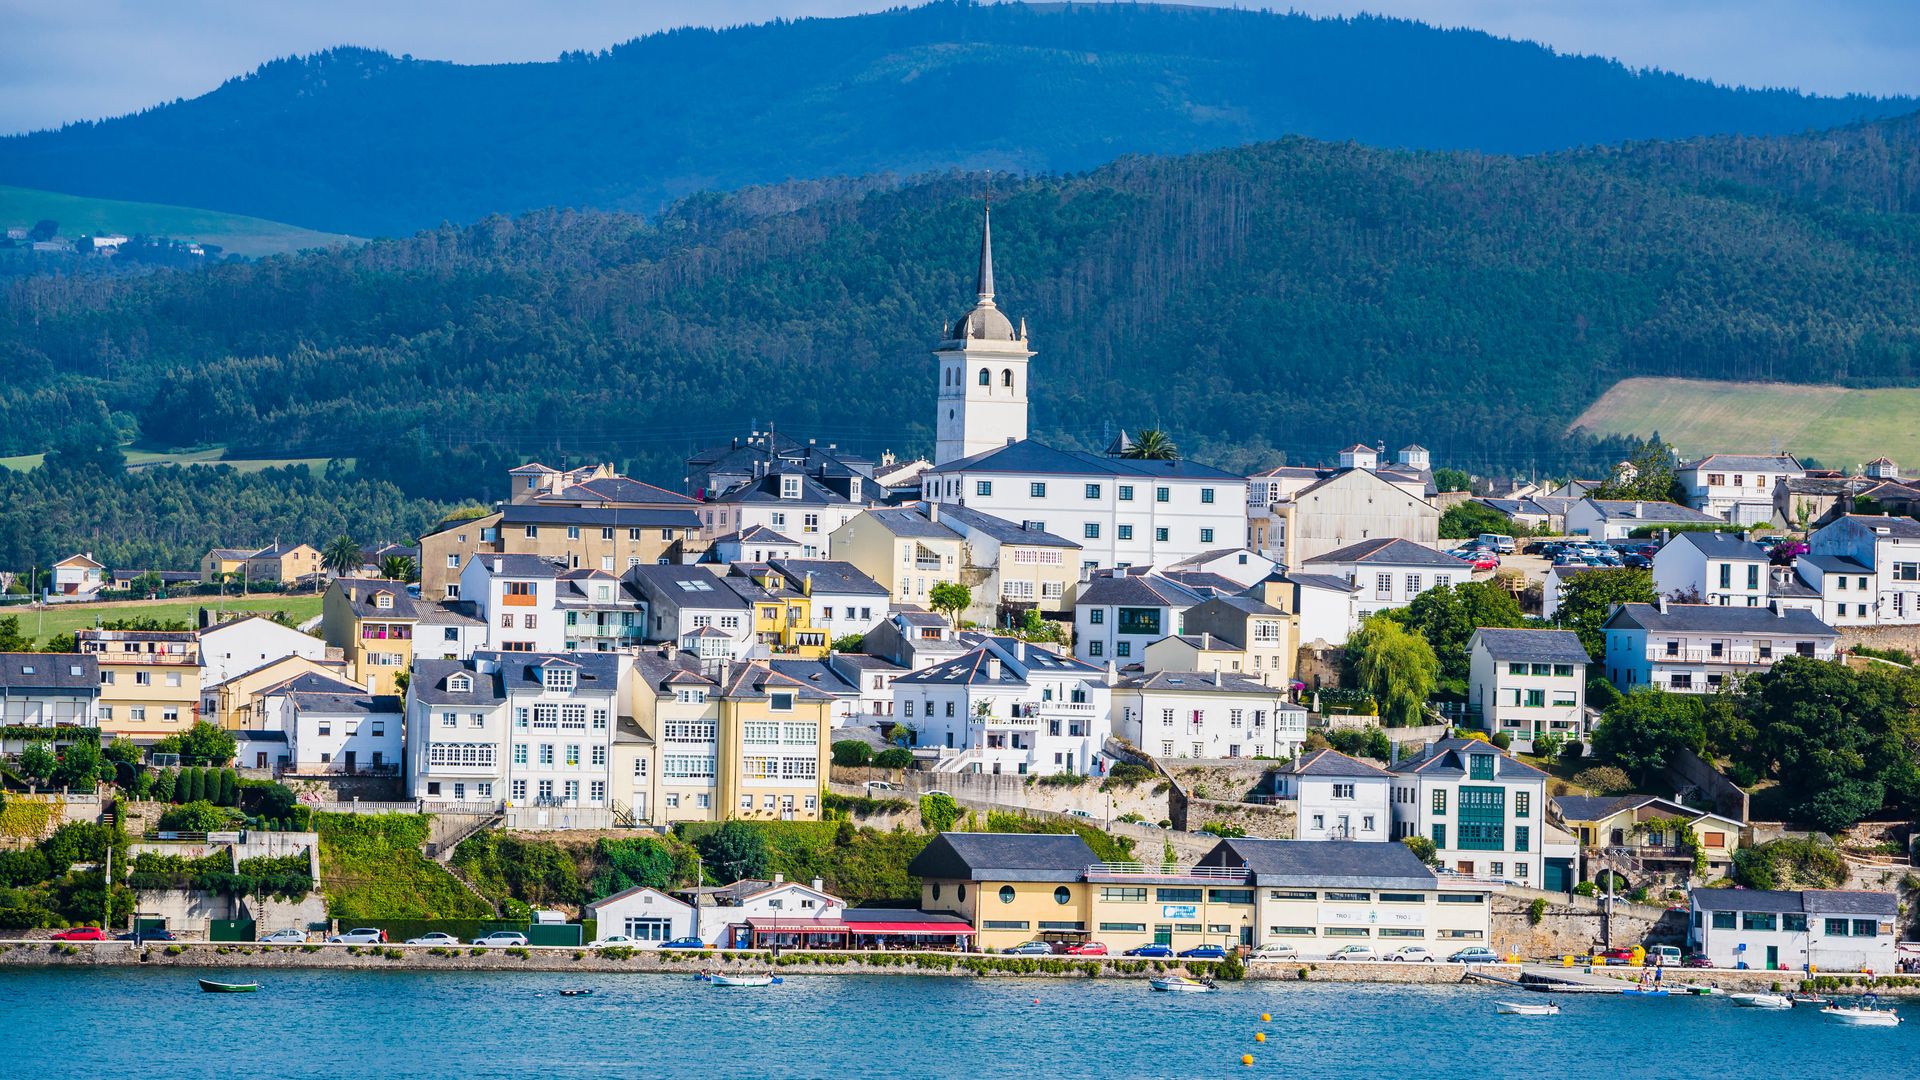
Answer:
50 927 107 941
1057 941 1108 956
1469 553 1499 571
1598 946 1637 963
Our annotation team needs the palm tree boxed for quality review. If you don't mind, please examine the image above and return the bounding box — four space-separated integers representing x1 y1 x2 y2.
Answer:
1122 428 1179 460
321 534 362 578
380 555 419 583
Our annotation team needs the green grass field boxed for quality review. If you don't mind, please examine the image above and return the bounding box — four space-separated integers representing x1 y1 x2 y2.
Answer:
1571 377 1920 471
1 184 356 257
0 442 351 474
2 594 323 644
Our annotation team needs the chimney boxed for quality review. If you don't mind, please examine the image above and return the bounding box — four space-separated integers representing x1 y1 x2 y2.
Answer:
1106 660 1118 684
1658 596 1669 615
811 877 824 892
1211 668 1220 686
1390 739 1400 766
927 502 939 524
773 873 784 884
987 658 1002 680
1775 601 1786 619
1202 631 1211 650
1634 501 1645 518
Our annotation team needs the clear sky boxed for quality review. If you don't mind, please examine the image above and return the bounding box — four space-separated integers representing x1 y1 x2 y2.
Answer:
3 0 1916 136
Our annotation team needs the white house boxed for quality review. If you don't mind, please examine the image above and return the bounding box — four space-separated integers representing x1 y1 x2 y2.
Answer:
765 559 891 641
697 466 872 558
1269 749 1392 841
1250 463 1441 567
1264 572 1360 647
1467 629 1589 748
583 886 696 945
707 525 804 565
1651 531 1773 607
1163 549 1279 589
1688 888 1896 973
286 688 403 775
1114 670 1307 761
1601 600 1839 695
1389 739 1549 886
49 553 105 601
1564 499 1724 541
462 553 568 653
769 653 904 722
1803 515 1920 626
553 568 647 652
1299 538 1471 623
892 637 1112 776
1678 454 1804 524
197 614 330 686
696 875 845 948
625 563 757 660
1072 570 1207 664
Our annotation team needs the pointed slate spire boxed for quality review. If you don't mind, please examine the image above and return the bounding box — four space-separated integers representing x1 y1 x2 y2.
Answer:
975 203 995 304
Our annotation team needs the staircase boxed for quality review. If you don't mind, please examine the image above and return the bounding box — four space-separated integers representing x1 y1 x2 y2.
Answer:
425 811 502 863
932 748 983 774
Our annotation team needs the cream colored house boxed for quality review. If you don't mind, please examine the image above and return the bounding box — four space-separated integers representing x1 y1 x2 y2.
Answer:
77 629 202 743
828 506 966 610
1256 466 1439 567
1144 594 1293 686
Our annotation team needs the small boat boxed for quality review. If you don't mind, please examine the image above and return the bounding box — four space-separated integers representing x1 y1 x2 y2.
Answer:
1495 1000 1560 1016
198 979 258 993
1620 988 1669 998
1148 976 1216 993
1789 993 1830 1006
1686 986 1721 996
1821 1002 1901 1027
557 989 593 997
708 973 781 987
1729 993 1792 1009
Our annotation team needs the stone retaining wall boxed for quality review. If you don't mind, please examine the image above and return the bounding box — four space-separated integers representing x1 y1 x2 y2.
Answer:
1491 889 1680 957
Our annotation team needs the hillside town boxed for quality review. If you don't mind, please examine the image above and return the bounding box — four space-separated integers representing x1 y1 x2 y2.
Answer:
2 212 1916 990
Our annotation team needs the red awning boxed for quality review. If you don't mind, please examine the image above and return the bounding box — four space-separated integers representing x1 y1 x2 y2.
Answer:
747 919 849 933
843 922 975 936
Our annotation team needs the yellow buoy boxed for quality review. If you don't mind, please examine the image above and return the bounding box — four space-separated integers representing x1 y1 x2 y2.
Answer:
1260 1012 1271 1022
1255 1032 1267 1043
1242 1055 1255 1067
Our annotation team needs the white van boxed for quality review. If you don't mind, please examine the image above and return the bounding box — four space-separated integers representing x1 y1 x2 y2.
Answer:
530 909 568 926
1477 533 1516 555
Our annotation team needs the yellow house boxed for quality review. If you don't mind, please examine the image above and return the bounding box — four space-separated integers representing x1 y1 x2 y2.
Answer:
910 832 1100 953
245 542 323 586
1551 795 1744 881
625 648 833 824
201 548 253 583
321 578 418 696
201 653 346 729
724 565 828 658
75 629 203 743
829 506 966 609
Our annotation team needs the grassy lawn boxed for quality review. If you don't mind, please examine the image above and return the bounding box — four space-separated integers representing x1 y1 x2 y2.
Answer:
1572 377 1920 470
315 813 495 921
0 184 357 257
1 441 353 473
4 593 323 644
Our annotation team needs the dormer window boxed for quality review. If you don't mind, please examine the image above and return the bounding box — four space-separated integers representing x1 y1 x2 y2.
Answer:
448 674 472 693
543 666 577 692
375 593 393 610
780 476 801 500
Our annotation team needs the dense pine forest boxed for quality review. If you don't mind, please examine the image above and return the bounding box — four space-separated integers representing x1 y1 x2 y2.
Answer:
1 1 1911 236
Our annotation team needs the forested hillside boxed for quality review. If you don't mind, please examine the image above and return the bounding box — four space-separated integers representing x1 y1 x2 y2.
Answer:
1 1 1911 236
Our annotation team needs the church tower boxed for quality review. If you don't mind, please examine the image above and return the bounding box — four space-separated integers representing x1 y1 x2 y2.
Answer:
933 206 1033 465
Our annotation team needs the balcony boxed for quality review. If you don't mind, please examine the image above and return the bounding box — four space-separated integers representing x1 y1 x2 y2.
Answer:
1645 646 1774 666
914 558 943 571
85 649 199 665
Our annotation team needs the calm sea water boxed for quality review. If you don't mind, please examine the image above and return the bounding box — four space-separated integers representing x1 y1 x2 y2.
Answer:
3 969 1914 1079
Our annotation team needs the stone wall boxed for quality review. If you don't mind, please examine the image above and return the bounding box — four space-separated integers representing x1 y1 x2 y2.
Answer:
1294 645 1345 689
1838 624 1920 655
1490 888 1682 958
1665 748 1748 823
835 765 1175 825
1184 798 1295 841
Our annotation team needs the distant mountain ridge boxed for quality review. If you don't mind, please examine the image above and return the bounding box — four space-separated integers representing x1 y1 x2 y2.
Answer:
0 1 1911 236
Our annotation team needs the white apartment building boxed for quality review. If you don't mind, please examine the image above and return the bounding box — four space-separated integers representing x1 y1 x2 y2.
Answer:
1678 454 1805 524
1299 538 1471 623
1269 749 1392 841
554 568 648 651
285 688 403 775
1601 600 1839 695
1803 515 1920 626
1466 629 1589 747
892 637 1112 776
1564 498 1724 541
461 554 568 652
697 466 871 558
1114 670 1306 761
624 563 757 660
1072 571 1207 665
1688 888 1896 973
197 615 330 686
407 652 625 821
1651 531 1773 607
1389 739 1549 886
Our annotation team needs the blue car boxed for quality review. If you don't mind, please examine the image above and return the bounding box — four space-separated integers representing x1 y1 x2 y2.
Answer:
1002 940 1053 956
659 937 707 950
1178 944 1228 959
1124 943 1174 957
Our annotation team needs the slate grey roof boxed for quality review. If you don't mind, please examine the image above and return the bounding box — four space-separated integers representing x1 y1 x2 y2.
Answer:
1770 573 1820 598
1199 838 1437 890
411 659 507 706
1683 454 1802 472
541 476 695 506
712 525 799 546
1076 573 1206 609
893 647 1028 687
1471 629 1590 666
1282 749 1390 779
480 651 622 693
499 503 700 529
766 559 889 597
1302 538 1470 569
1582 499 1722 524
1280 573 1359 593
1800 554 1871 574
925 438 1241 481
1836 514 1920 539
0 652 98 692
1122 671 1297 697
1602 603 1837 637
1160 570 1244 595
1671 531 1767 559
1551 795 1646 822
417 600 485 626
288 691 402 715
863 507 963 541
766 660 862 695
334 578 422 619
906 832 1098 883
1388 738 1547 781
470 553 562 578
1690 888 1895 917
626 564 751 609
1781 477 1870 496
930 503 1079 548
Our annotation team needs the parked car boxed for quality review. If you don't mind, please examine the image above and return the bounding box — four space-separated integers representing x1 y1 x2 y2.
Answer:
1683 953 1714 968
471 932 529 947
1598 946 1638 964
1647 945 1683 965
1058 941 1108 956
1468 553 1499 571
1384 945 1434 962
258 928 306 944
659 937 707 950
327 928 388 944
117 928 176 942
1063 808 1094 820
1178 944 1228 959
863 780 898 793
1125 943 1175 957
587 935 640 948
1249 942 1300 960
1448 947 1502 964
50 927 107 941
1326 944 1377 961
921 789 954 800
1003 940 1055 956
405 932 461 946
1622 553 1652 569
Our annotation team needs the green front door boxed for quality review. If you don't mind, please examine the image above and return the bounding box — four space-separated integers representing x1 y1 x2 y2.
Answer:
1767 945 1779 970
1154 924 1172 946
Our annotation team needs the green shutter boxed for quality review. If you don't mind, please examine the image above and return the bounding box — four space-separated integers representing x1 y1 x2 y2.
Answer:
1457 786 1506 851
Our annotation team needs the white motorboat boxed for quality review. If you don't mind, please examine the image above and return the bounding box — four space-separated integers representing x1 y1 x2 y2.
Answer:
1729 993 1792 1009
1820 1003 1901 1027
1148 976 1216 993
707 973 781 987
1495 1000 1560 1016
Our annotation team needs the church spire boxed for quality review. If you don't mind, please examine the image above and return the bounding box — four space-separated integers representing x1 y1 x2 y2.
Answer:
975 203 995 304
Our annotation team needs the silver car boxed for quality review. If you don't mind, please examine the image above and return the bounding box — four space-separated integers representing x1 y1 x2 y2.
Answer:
257 928 306 944
405 932 461 946
471 931 529 947
326 928 387 944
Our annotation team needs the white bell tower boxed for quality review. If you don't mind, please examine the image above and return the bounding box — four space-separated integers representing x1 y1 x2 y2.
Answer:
934 206 1033 465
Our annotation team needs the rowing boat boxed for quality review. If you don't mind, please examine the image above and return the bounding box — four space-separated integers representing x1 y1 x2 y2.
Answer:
1495 1000 1559 1016
198 979 258 993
